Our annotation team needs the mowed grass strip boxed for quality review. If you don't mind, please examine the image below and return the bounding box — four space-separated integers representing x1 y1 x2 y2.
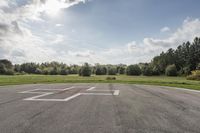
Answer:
0 75 200 90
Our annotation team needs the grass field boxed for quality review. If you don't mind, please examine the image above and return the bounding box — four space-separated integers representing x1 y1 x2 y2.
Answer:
0 75 200 90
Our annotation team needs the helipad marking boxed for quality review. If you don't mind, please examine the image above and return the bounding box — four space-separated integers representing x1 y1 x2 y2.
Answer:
19 86 120 102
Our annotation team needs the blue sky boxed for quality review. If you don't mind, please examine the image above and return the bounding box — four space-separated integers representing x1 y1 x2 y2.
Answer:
1 0 200 64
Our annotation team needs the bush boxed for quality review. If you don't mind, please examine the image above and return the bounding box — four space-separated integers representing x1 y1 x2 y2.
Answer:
165 64 177 76
107 67 117 75
35 68 42 74
42 69 49 75
0 63 7 74
141 65 153 76
49 67 59 75
196 63 200 70
95 66 107 75
187 70 200 80
152 66 160 75
5 69 14 75
60 69 68 75
183 67 191 75
118 66 126 74
80 63 91 76
106 77 116 80
126 65 141 76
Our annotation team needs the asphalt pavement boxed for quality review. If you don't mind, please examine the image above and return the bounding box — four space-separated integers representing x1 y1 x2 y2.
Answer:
0 83 200 133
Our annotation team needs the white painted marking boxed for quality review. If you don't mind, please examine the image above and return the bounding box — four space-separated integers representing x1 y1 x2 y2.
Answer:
64 93 81 101
24 92 53 101
113 90 120 96
19 86 120 102
164 86 200 93
19 87 74 94
87 87 96 91
62 86 75 91
81 93 113 96
135 84 200 93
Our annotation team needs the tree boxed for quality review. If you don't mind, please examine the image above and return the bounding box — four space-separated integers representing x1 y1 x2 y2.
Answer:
165 64 177 76
0 63 7 74
107 66 117 75
80 63 91 76
35 68 42 74
20 63 38 74
141 65 153 76
95 66 102 75
0 59 13 75
118 66 126 74
152 66 161 75
95 65 107 75
14 64 21 72
126 65 141 76
60 69 68 75
49 67 59 75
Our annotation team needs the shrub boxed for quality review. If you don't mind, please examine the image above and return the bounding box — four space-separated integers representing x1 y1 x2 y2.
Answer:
49 67 59 75
196 63 200 70
0 63 7 74
42 68 49 75
118 66 126 74
35 68 42 74
152 66 160 75
141 65 153 76
106 77 116 80
126 65 141 76
183 67 191 75
187 70 200 80
60 69 68 75
107 67 117 75
95 66 107 75
80 63 91 76
165 64 177 76
5 69 14 75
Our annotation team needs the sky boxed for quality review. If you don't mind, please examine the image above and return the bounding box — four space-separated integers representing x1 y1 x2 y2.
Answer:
1 0 200 65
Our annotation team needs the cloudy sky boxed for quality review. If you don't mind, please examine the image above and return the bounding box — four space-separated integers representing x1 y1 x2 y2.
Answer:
1 0 200 64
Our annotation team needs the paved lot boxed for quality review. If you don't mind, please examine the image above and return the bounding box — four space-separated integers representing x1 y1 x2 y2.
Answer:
0 83 200 133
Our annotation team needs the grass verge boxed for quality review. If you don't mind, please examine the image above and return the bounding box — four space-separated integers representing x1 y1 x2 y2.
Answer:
0 75 200 90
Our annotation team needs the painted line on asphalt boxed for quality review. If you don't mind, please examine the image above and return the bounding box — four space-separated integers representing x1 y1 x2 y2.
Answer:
87 87 96 91
113 90 120 96
19 86 120 102
165 87 200 93
135 84 200 93
24 92 54 101
81 93 113 96
64 93 81 101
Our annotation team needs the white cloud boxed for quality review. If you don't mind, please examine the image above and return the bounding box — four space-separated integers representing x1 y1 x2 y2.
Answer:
144 18 200 49
160 26 170 32
0 0 9 7
1 1 200 65
52 34 64 44
97 18 200 64
0 0 87 64
55 24 63 27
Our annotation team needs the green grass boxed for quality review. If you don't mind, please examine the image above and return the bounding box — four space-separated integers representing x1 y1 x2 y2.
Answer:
0 75 200 90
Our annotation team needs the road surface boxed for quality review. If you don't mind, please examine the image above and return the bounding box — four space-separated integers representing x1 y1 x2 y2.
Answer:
0 83 200 133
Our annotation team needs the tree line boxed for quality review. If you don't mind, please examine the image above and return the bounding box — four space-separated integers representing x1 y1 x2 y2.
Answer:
0 37 200 76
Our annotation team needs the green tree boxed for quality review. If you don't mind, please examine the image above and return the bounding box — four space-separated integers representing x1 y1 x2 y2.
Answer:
107 66 117 75
126 65 141 76
165 64 177 76
80 63 91 76
152 66 161 75
0 59 14 75
141 65 153 76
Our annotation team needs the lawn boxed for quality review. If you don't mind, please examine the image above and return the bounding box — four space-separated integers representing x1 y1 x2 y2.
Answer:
0 75 200 90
